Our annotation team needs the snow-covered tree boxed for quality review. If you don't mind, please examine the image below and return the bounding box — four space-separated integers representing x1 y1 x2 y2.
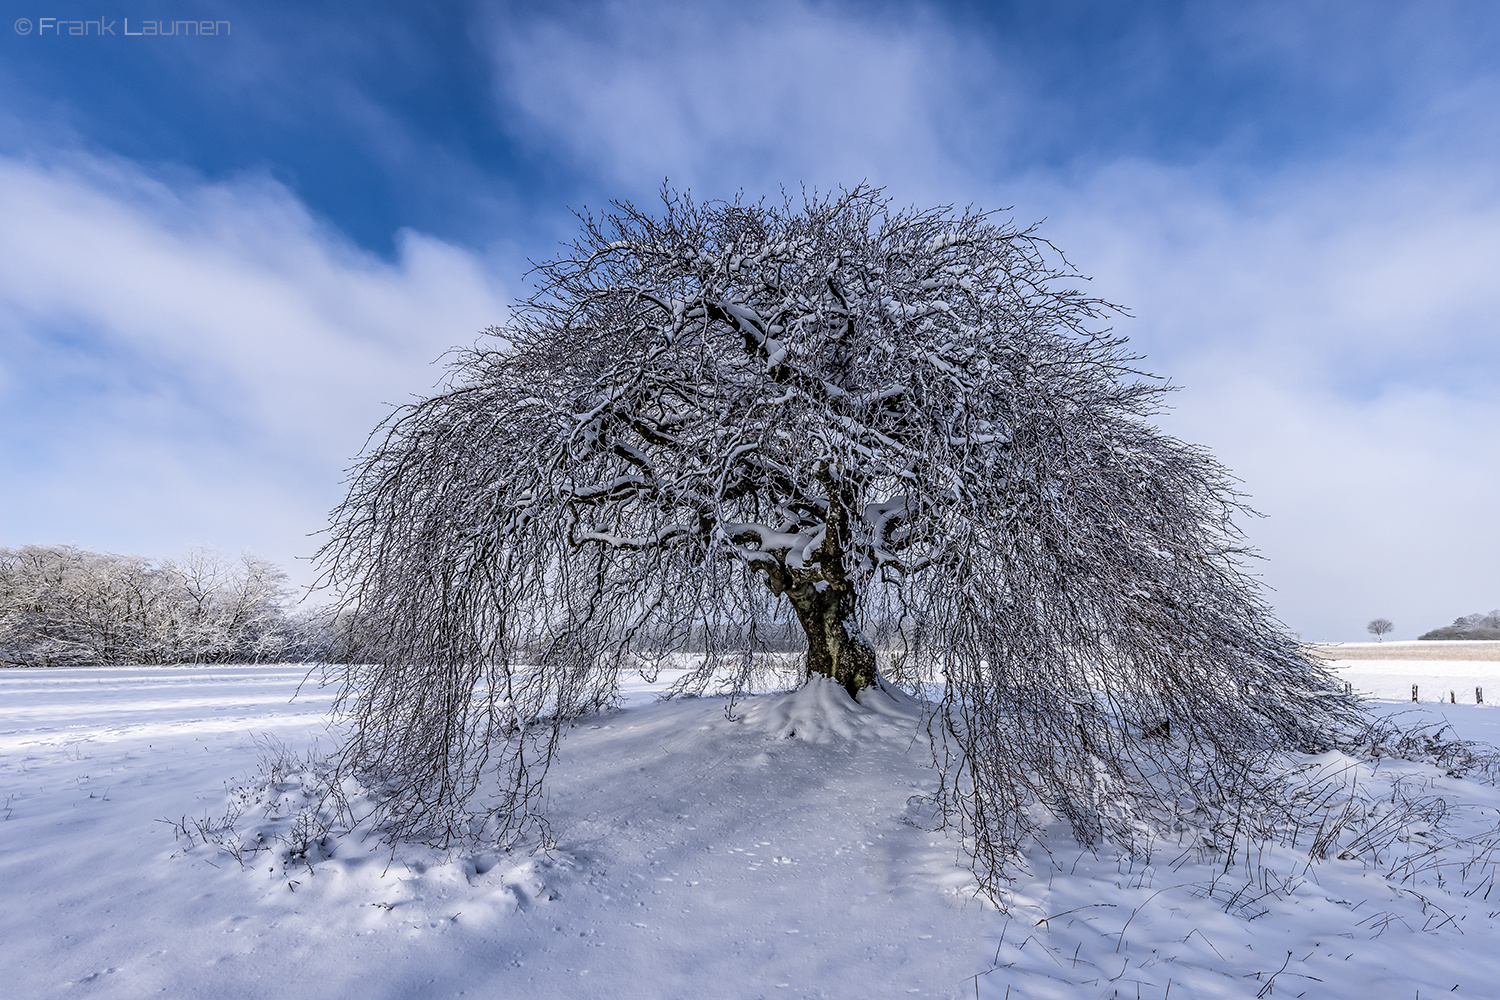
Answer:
166 548 296 663
320 187 1353 890
1366 617 1394 641
0 544 300 666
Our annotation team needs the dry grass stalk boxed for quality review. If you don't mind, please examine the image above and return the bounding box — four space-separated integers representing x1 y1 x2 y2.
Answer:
1308 642 1500 662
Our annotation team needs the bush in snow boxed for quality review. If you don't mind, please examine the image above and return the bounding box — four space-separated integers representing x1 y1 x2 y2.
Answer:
317 185 1357 896
1420 611 1500 641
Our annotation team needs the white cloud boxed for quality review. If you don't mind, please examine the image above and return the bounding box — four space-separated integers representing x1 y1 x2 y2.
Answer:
488 0 991 202
1013 157 1500 639
0 153 510 585
1024 158 1500 372
1164 370 1500 642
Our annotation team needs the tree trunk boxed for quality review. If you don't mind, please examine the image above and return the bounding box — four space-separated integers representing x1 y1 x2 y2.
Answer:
786 582 878 697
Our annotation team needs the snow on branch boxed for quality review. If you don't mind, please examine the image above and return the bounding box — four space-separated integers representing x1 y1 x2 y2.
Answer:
318 185 1356 895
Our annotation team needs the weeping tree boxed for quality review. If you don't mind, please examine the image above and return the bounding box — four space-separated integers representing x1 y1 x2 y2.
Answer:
320 185 1354 890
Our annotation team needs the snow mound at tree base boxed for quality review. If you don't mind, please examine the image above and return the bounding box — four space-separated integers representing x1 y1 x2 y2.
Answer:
735 674 923 742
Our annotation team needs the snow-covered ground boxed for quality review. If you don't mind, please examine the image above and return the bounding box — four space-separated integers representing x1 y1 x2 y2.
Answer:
1323 642 1500 704
5 661 1500 998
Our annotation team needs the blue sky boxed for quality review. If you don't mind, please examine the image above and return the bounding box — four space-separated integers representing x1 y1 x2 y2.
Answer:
2 0 1497 639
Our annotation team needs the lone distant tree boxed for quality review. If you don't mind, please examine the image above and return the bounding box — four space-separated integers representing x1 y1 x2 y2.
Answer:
321 186 1353 892
1367 618 1395 641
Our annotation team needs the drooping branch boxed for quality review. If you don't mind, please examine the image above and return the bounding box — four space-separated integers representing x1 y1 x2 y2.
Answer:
318 185 1357 887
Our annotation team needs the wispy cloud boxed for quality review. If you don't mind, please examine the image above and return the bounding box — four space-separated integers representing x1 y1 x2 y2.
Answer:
488 0 992 202
1013 155 1500 638
0 152 509 582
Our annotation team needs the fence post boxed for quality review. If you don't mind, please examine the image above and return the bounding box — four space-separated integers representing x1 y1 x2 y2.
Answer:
1451 691 1456 704
1412 684 1419 702
1344 681 1352 696
1479 686 1484 705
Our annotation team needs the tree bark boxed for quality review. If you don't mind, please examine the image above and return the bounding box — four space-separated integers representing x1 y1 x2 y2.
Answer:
786 581 878 697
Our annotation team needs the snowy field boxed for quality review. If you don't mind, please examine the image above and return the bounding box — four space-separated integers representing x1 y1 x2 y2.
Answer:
5 661 1500 998
1321 641 1500 706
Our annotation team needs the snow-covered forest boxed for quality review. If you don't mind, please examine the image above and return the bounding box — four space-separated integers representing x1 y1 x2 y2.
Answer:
0 545 331 667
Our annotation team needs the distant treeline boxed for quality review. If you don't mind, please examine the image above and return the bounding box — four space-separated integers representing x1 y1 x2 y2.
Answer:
1420 610 1500 641
0 545 344 667
1 545 928 668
